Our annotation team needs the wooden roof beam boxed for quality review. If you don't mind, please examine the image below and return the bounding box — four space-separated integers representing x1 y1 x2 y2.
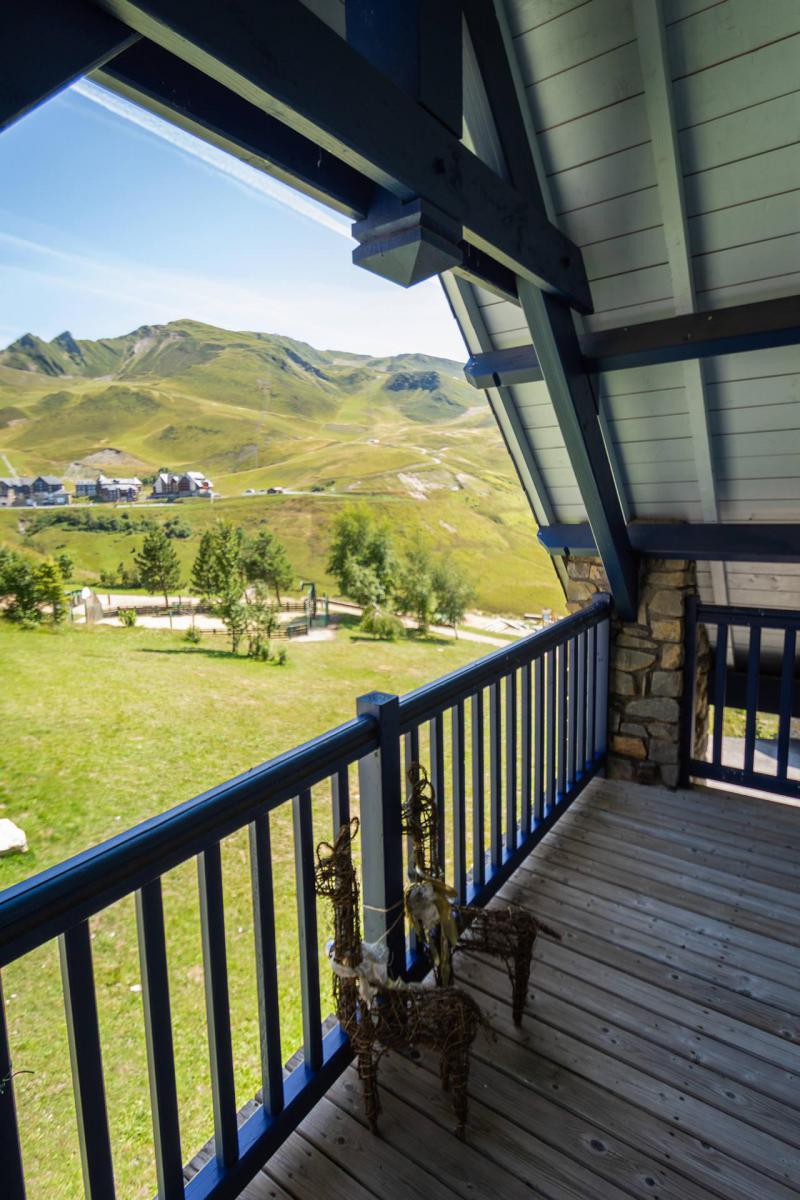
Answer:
88 0 591 310
539 523 800 564
463 295 800 388
1 0 138 131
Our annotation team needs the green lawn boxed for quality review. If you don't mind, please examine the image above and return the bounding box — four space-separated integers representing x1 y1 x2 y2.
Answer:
0 620 491 1199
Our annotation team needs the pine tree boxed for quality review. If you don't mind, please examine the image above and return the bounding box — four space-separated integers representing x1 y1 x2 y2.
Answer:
244 528 294 603
134 527 181 614
35 559 67 624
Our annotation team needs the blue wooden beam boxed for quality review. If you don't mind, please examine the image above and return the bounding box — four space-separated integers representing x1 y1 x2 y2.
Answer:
346 0 462 138
463 294 800 386
520 285 638 620
1 0 138 130
89 0 592 310
539 522 800 563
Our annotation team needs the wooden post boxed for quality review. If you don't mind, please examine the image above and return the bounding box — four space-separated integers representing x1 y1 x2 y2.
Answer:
356 692 405 975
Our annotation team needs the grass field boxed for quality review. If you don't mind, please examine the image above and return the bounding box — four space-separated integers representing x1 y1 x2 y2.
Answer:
0 488 565 617
0 619 492 1199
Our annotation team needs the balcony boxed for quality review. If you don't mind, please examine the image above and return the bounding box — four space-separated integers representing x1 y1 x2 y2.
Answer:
2 596 799 1200
225 773 800 1200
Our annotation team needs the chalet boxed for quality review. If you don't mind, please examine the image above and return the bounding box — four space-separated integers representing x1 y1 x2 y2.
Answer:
152 469 213 498
31 475 62 495
96 475 142 502
74 478 98 498
3 6 800 1200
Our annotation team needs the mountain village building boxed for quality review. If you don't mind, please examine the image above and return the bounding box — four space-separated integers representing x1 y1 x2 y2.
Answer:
151 470 214 498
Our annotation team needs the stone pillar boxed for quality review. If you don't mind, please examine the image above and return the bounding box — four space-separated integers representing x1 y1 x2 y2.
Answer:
564 555 701 788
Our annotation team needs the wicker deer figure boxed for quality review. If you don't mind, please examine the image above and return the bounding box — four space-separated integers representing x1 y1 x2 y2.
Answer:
315 818 481 1138
403 763 560 1024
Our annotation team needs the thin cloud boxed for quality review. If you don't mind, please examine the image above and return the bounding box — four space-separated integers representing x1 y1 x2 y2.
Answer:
72 79 353 241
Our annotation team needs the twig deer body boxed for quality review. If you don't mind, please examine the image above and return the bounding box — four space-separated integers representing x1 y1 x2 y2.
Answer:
403 763 560 1024
315 819 480 1138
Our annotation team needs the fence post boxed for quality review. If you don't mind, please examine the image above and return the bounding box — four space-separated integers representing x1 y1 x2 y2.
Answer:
679 595 698 788
594 596 610 760
356 692 405 976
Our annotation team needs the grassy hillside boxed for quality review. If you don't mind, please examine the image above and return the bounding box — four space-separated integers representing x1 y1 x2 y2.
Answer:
0 320 563 614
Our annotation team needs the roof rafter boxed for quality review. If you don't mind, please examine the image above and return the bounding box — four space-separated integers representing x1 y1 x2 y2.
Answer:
462 294 800 386
1 0 138 131
87 0 591 309
462 0 637 617
634 0 728 608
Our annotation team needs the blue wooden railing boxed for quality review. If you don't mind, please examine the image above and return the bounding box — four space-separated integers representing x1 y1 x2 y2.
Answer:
0 596 610 1200
681 598 800 799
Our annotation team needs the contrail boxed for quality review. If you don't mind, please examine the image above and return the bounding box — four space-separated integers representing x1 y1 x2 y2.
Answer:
72 79 353 241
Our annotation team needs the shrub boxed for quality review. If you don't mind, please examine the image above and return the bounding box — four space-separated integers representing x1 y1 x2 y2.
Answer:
184 625 202 644
118 608 138 627
359 605 404 641
275 646 288 666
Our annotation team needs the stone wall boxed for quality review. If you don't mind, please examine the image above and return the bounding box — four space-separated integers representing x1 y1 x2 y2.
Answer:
564 555 701 788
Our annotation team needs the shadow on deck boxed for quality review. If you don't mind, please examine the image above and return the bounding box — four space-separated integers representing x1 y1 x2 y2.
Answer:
232 776 800 1200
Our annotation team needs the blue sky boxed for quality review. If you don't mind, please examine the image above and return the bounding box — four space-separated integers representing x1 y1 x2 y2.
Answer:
0 81 466 359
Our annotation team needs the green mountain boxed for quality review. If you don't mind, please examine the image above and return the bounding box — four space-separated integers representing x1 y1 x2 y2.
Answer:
0 320 563 614
0 319 487 480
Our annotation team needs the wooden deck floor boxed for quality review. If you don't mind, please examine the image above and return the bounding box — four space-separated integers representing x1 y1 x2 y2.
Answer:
239 778 800 1200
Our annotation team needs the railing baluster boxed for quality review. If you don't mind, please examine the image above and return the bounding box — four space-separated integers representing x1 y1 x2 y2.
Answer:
471 691 485 889
777 628 796 780
546 647 556 811
586 625 596 769
0 973 25 1200
451 701 466 902
595 613 609 758
576 630 587 774
712 624 728 766
292 789 323 1070
557 641 568 801
489 681 502 872
505 672 517 852
59 921 116 1199
249 813 283 1117
521 662 532 836
744 624 761 777
198 844 238 1167
533 656 544 824
679 597 698 786
136 880 184 1200
430 714 446 870
404 726 420 873
568 637 578 789
331 767 350 834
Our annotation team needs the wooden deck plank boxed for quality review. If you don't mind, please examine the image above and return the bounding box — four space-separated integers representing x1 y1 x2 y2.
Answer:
247 778 800 1200
528 828 800 940
567 801 800 890
518 844 800 964
557 804 800 912
518 846 800 990
456 954 800 1150
585 784 800 860
531 952 800 1110
566 801 800 897
460 994 800 1200
378 1034 725 1200
498 876 800 1042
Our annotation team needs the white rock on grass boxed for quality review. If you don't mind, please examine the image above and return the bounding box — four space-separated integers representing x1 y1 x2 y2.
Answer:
0 819 28 856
